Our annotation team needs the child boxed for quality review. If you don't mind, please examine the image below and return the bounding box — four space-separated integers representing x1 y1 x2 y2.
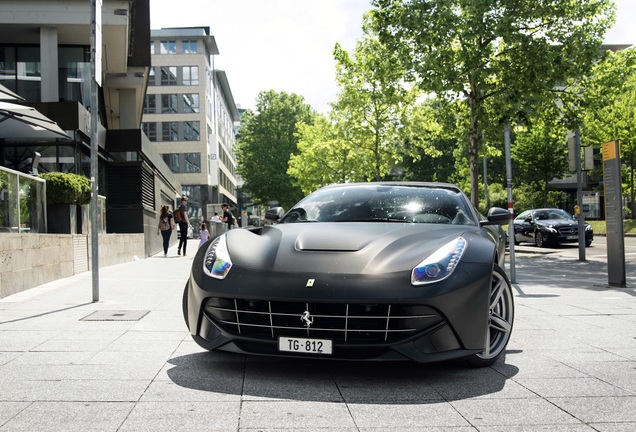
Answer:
198 223 210 248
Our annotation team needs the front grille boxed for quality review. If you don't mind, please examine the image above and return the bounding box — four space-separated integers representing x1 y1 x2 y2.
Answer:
204 298 441 343
558 227 578 235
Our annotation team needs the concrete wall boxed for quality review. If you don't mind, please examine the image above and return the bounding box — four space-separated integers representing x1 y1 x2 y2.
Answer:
0 233 145 299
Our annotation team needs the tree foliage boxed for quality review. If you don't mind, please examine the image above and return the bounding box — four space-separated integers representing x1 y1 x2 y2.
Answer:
369 0 615 207
511 101 570 206
581 47 636 217
288 114 367 194
331 30 421 181
235 90 313 209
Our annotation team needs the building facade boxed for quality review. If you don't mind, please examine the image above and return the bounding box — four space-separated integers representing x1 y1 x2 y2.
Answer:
144 27 240 229
0 0 182 257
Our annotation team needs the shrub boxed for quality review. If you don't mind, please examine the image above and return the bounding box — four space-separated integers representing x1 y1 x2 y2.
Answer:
39 172 91 205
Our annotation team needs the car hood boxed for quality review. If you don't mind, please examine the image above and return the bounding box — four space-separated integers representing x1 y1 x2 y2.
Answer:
537 218 589 228
222 222 494 275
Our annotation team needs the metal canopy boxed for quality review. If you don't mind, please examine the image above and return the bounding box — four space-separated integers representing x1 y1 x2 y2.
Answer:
0 101 71 140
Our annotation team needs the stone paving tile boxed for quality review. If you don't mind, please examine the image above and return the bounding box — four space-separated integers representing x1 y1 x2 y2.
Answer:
0 402 29 427
348 402 471 429
3 351 96 365
239 400 357 430
242 361 342 402
492 354 588 379
118 401 240 431
357 428 477 432
587 423 636 432
450 397 582 427
478 425 597 431
139 380 243 403
0 401 133 432
549 396 636 423
515 377 632 397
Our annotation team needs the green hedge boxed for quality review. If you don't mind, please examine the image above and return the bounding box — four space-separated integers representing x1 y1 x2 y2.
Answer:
39 172 91 205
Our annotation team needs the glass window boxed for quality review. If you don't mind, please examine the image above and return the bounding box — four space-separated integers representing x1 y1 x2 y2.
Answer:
183 94 199 113
160 40 176 54
162 122 179 141
148 66 156 86
162 153 180 173
161 94 178 113
143 94 156 114
58 46 90 106
142 122 157 141
183 40 198 54
58 144 76 173
183 121 200 141
17 47 41 101
150 41 155 55
185 153 201 173
182 66 198 86
0 46 17 94
160 66 177 86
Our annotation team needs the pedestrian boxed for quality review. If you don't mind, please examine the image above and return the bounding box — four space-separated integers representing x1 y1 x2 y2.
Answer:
176 196 192 256
198 223 210 248
210 212 221 223
156 204 175 257
221 203 235 231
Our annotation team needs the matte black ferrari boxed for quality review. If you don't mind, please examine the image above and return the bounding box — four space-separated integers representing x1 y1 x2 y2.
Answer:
183 182 514 367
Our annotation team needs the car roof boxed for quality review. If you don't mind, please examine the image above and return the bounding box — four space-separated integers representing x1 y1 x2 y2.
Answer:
319 181 463 191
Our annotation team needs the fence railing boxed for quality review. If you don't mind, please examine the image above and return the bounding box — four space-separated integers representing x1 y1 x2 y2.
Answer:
0 166 46 233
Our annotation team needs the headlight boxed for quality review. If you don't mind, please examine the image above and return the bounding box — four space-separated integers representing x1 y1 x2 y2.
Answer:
545 226 557 233
411 237 466 286
203 234 232 279
585 225 592 231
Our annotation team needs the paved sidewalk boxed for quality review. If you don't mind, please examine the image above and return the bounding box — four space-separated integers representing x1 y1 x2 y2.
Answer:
1 240 635 431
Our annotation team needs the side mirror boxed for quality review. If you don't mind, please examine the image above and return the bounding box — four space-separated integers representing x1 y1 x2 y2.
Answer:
483 207 510 225
265 206 285 222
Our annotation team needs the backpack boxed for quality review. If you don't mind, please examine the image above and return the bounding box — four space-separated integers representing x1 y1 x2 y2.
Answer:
159 216 170 231
173 206 183 223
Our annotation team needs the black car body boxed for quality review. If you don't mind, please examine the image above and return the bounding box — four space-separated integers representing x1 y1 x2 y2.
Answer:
513 208 593 248
183 182 514 366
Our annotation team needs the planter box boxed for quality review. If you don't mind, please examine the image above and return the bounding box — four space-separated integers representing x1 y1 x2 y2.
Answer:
46 204 77 234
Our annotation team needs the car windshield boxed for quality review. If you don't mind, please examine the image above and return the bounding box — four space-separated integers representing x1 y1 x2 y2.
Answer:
533 209 572 221
281 184 476 226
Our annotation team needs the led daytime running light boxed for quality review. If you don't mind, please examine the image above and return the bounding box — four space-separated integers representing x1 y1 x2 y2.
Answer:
203 235 232 279
411 237 467 285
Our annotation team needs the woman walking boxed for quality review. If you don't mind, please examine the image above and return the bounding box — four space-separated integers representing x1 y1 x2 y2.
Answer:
156 205 175 257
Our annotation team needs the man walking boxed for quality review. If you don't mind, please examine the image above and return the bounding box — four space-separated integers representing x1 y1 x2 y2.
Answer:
177 196 192 256
221 203 235 231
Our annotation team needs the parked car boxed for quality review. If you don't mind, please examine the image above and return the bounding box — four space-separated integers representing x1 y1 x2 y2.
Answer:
513 208 593 248
183 182 514 367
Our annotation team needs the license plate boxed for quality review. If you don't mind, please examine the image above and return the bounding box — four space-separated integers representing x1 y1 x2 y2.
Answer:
566 235 577 240
278 337 332 355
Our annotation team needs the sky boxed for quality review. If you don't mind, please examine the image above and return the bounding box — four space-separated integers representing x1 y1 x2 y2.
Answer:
150 0 636 115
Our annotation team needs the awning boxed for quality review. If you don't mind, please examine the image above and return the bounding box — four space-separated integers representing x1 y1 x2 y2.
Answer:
0 83 24 101
0 101 71 140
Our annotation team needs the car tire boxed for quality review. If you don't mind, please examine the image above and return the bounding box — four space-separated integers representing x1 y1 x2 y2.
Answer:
535 231 546 247
585 240 592 247
462 263 514 368
182 283 190 331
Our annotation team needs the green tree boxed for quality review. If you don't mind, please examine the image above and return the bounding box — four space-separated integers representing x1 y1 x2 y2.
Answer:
582 48 636 217
511 102 570 206
332 29 421 181
236 90 314 209
370 0 615 207
288 114 368 194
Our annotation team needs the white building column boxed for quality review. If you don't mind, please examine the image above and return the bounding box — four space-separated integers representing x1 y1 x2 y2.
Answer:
40 27 59 102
